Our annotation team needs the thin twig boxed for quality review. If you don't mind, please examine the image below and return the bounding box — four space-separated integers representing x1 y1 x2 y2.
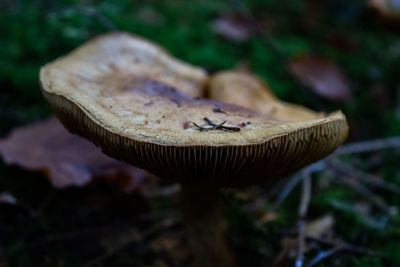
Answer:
305 246 343 267
327 158 400 195
273 162 323 209
295 171 312 267
205 117 241 131
193 117 241 132
274 135 400 266
328 158 394 214
273 172 304 208
298 173 312 217
336 136 400 155
304 236 381 257
204 117 228 128
296 219 307 267
280 232 382 257
333 175 393 214
282 233 382 266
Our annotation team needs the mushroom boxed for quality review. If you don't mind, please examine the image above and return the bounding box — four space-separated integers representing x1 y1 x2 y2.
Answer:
40 33 348 267
208 70 322 121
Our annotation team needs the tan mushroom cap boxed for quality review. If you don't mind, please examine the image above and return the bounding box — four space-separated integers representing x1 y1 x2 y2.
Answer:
42 32 207 98
208 71 322 121
40 33 348 186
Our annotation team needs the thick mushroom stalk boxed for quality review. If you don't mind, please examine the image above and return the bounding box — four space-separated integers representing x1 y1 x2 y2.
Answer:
40 33 349 267
180 185 235 267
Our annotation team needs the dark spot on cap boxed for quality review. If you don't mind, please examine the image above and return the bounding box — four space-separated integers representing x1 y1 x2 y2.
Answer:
182 121 191 129
133 79 190 107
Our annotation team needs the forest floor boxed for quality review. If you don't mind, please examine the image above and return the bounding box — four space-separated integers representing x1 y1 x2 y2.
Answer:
1 1 400 266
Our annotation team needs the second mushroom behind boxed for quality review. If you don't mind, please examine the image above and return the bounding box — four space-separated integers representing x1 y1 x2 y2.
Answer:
208 70 324 121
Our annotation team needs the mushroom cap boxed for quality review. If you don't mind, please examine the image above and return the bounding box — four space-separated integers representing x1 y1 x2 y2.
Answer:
40 33 348 187
42 32 207 98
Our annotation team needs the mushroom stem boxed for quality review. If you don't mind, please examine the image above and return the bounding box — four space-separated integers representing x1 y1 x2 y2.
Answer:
180 185 236 267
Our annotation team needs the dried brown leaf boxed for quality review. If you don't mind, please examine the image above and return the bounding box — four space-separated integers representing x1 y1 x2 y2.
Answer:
289 55 352 102
0 117 150 191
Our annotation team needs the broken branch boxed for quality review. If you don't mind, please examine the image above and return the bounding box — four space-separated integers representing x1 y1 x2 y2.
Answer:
193 117 241 132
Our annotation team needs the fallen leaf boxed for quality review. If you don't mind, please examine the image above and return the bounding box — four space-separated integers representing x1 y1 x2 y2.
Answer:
0 117 150 191
212 15 254 42
289 55 352 102
330 200 395 229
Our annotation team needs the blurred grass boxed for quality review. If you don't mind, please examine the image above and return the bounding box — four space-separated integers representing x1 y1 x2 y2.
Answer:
1 0 400 266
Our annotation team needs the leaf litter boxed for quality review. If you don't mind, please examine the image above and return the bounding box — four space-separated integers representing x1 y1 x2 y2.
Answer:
289 55 352 102
0 117 151 192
